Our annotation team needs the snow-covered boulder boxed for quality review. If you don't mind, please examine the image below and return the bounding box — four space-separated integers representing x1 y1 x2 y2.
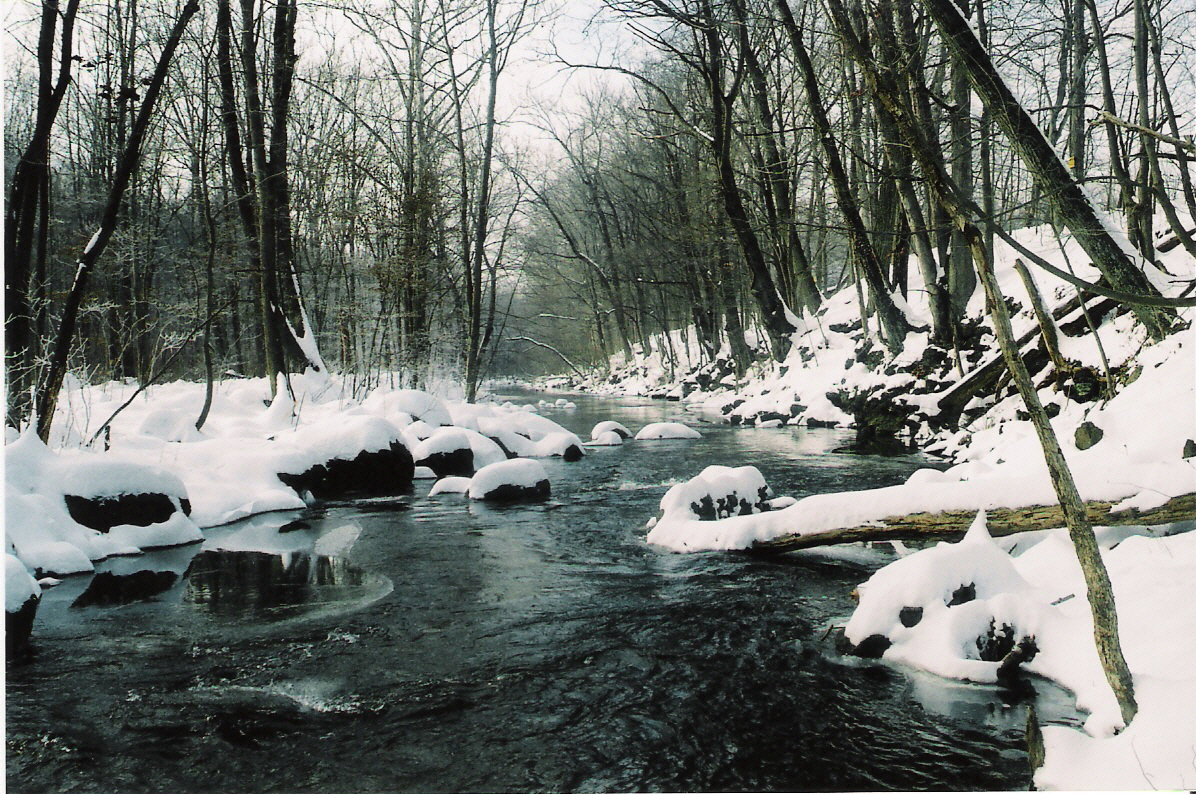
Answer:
530 431 585 461
429 476 471 496
468 459 550 502
6 553 40 655
591 420 632 440
275 415 414 499
635 422 702 440
5 432 203 573
588 430 624 446
413 428 475 477
844 511 1041 678
659 465 773 521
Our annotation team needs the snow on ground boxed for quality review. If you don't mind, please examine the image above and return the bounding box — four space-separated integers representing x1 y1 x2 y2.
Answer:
621 218 1196 789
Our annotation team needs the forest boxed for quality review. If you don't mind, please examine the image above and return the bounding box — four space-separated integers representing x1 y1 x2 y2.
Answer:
7 0 1192 431
5 0 1196 790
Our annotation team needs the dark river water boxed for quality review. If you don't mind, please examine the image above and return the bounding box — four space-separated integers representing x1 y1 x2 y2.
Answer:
6 391 1064 792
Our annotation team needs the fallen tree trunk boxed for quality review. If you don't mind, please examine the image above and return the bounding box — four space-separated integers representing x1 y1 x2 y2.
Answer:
748 491 1196 555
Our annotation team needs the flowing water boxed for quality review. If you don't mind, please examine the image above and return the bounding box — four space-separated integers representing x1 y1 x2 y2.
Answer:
6 392 1072 792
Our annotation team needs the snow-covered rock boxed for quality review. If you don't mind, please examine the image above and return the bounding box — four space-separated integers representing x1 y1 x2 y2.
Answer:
635 422 702 440
659 465 773 522
275 415 414 499
468 459 550 502
413 427 475 477
588 430 624 446
5 553 40 654
590 420 632 440
429 476 472 496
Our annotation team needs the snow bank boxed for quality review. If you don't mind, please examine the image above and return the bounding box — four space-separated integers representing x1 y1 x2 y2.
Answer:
844 514 1196 789
635 422 702 440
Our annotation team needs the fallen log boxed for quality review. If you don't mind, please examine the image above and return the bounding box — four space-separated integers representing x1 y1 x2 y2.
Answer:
747 491 1196 555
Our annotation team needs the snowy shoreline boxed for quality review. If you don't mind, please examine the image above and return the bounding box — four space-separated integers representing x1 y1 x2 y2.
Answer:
7 223 1196 789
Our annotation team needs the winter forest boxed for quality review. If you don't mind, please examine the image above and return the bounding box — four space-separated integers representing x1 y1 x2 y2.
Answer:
5 0 1196 789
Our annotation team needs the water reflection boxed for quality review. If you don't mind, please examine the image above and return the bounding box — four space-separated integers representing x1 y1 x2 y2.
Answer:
183 549 391 620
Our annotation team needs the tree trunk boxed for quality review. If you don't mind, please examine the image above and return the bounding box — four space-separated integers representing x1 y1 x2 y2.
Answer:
919 0 1175 340
34 0 200 441
777 0 909 353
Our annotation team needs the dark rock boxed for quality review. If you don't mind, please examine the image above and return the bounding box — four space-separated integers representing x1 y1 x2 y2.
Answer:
1074 421 1104 451
477 479 551 503
278 440 414 499
899 606 923 628
1063 367 1102 404
487 436 519 459
829 321 859 334
852 634 892 659
1044 402 1061 419
65 492 178 532
806 418 837 429
788 402 806 418
756 411 788 424
997 635 1040 684
1184 439 1196 459
278 519 310 533
721 399 746 415
948 582 976 606
975 620 1018 663
72 570 179 608
5 595 39 656
417 447 475 477
562 444 584 462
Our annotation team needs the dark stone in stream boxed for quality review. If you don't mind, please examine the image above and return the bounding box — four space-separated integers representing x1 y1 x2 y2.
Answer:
851 634 892 659
72 570 179 608
948 583 976 606
279 519 311 533
417 447 475 478
64 492 179 532
562 444 584 462
899 606 923 628
975 620 1020 663
805 418 838 429
278 440 414 500
476 479 551 503
6 596 39 656
1184 439 1196 459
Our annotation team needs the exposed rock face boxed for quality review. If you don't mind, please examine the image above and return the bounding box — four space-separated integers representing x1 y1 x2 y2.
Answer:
278 440 415 499
64 492 180 532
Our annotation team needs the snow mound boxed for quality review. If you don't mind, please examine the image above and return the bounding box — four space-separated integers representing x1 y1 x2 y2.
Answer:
635 422 702 440
429 476 472 496
468 459 550 502
5 553 40 614
591 420 632 440
844 511 1043 683
588 430 624 446
659 465 773 521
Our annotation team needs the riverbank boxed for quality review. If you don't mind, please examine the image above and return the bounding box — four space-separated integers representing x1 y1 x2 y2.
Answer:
542 222 1196 788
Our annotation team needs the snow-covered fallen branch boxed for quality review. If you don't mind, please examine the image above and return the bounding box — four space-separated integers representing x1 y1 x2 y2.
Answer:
749 491 1196 555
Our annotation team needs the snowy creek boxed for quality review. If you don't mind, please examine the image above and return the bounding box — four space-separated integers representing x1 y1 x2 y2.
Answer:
6 392 1068 792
